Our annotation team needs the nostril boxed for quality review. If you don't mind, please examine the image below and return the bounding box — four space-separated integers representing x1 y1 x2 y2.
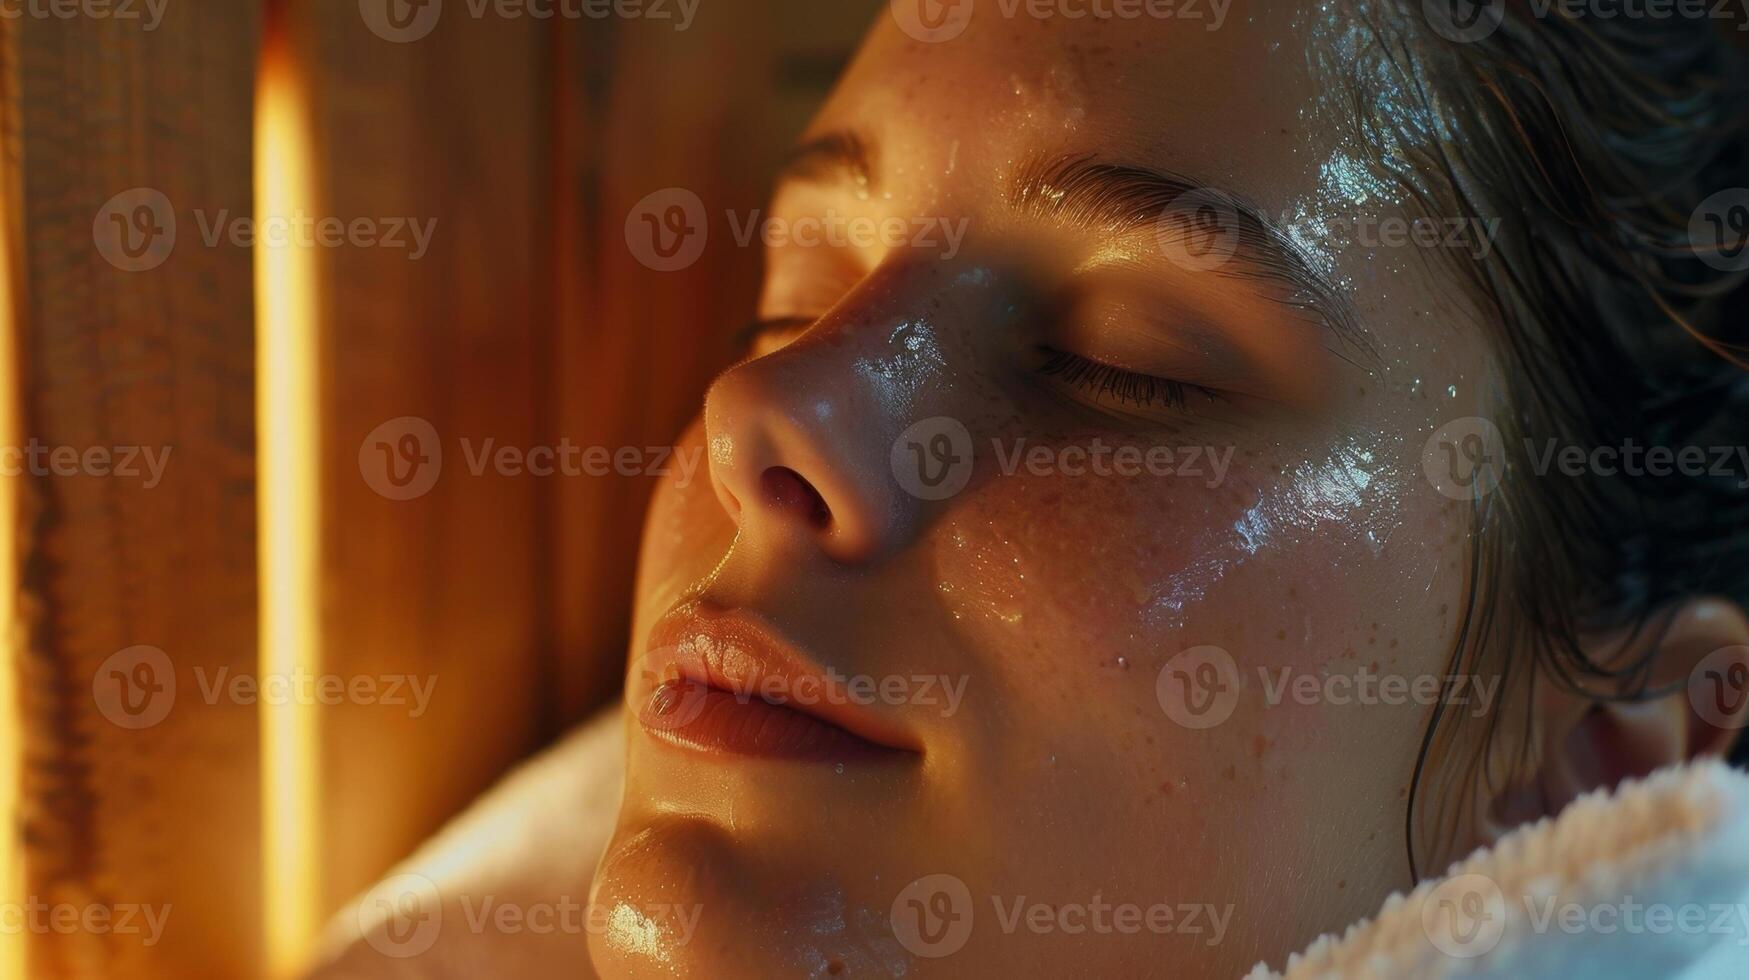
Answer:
759 466 832 529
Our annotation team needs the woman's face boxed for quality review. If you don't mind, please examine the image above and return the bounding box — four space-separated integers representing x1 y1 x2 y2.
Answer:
592 5 1499 977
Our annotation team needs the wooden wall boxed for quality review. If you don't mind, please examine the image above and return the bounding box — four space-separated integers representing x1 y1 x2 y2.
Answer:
288 0 552 924
1 2 264 977
549 1 883 722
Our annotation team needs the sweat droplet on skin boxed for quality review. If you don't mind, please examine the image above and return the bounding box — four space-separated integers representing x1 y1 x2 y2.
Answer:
852 319 946 419
709 433 733 468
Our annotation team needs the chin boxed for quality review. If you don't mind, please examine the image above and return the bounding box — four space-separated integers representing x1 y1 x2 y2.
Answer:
587 817 746 978
587 815 898 980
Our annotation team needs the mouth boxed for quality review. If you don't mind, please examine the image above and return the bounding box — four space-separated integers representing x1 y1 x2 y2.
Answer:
634 601 921 764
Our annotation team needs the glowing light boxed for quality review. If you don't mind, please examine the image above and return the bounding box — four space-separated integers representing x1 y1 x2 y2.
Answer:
0 115 23 980
255 38 321 980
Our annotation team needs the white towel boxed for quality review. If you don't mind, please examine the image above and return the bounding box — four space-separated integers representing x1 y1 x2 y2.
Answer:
1248 759 1749 979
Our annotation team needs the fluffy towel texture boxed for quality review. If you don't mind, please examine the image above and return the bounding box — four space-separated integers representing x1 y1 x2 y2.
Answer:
1248 759 1749 979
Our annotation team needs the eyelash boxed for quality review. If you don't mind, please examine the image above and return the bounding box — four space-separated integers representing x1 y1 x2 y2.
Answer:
740 320 1211 412
1037 348 1212 411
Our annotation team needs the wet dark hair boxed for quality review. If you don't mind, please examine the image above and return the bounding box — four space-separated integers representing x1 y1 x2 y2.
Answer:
1321 4 1749 878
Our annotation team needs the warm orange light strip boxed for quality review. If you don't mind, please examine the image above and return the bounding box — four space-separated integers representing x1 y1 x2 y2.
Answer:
0 94 25 980
255 39 321 979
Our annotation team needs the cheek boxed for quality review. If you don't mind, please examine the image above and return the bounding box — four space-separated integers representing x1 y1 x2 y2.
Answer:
931 431 1433 656
931 453 1251 658
928 427 1468 753
632 420 735 633
924 426 1469 897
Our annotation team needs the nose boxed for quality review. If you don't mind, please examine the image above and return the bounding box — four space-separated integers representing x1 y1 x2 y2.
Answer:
703 335 916 564
704 256 1015 564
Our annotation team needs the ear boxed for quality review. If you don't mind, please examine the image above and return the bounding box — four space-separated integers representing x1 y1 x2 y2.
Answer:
1481 597 1749 840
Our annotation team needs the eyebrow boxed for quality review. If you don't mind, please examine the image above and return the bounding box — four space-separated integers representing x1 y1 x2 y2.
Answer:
774 133 1369 356
1010 153 1368 354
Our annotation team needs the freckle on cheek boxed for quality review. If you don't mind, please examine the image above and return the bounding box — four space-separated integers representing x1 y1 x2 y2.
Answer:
932 471 1230 648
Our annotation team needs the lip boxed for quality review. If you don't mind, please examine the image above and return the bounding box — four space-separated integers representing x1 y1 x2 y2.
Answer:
634 600 921 763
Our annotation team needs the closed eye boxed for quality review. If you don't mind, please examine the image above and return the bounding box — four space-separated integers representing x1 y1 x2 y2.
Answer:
1036 347 1218 412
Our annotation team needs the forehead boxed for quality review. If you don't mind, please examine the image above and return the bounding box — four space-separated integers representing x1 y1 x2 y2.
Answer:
800 3 1491 377
814 3 1338 221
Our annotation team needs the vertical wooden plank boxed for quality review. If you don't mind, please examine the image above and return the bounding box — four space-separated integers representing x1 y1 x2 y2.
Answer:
2 1 263 977
549 2 883 724
286 2 550 926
